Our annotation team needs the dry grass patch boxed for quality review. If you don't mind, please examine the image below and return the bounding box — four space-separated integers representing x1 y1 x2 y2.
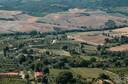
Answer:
108 44 128 51
112 27 128 33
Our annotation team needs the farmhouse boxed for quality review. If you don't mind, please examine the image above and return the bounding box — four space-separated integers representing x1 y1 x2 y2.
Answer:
0 71 43 79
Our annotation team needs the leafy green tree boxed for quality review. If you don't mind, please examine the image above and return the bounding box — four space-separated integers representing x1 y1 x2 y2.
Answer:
98 73 110 80
25 73 31 84
3 46 9 56
90 57 97 62
56 71 73 84
80 60 90 67
42 67 50 75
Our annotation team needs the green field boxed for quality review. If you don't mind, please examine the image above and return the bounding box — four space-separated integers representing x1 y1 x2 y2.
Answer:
80 56 104 61
0 79 26 84
50 68 117 79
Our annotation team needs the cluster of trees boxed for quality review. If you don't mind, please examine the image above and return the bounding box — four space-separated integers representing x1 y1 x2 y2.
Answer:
56 71 90 84
110 36 128 44
2 31 128 71
104 20 116 29
107 50 128 57
103 33 128 44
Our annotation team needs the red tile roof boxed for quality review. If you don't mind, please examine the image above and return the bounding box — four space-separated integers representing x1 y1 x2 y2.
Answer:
0 72 18 76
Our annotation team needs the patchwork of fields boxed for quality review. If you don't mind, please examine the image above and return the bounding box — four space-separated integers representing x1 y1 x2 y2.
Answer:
0 9 128 33
0 4 128 84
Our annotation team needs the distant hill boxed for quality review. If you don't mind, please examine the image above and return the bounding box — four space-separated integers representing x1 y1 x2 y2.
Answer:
0 0 127 16
0 9 127 33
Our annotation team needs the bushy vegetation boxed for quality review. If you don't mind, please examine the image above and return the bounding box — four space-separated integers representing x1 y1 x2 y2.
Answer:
0 30 128 83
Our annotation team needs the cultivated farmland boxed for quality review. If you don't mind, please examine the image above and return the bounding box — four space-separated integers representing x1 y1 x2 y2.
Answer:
69 32 110 45
108 44 128 51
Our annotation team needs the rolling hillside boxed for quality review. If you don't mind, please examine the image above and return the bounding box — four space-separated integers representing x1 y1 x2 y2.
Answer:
0 9 127 33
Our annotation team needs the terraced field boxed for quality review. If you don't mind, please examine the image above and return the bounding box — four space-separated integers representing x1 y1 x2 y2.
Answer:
69 32 110 45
